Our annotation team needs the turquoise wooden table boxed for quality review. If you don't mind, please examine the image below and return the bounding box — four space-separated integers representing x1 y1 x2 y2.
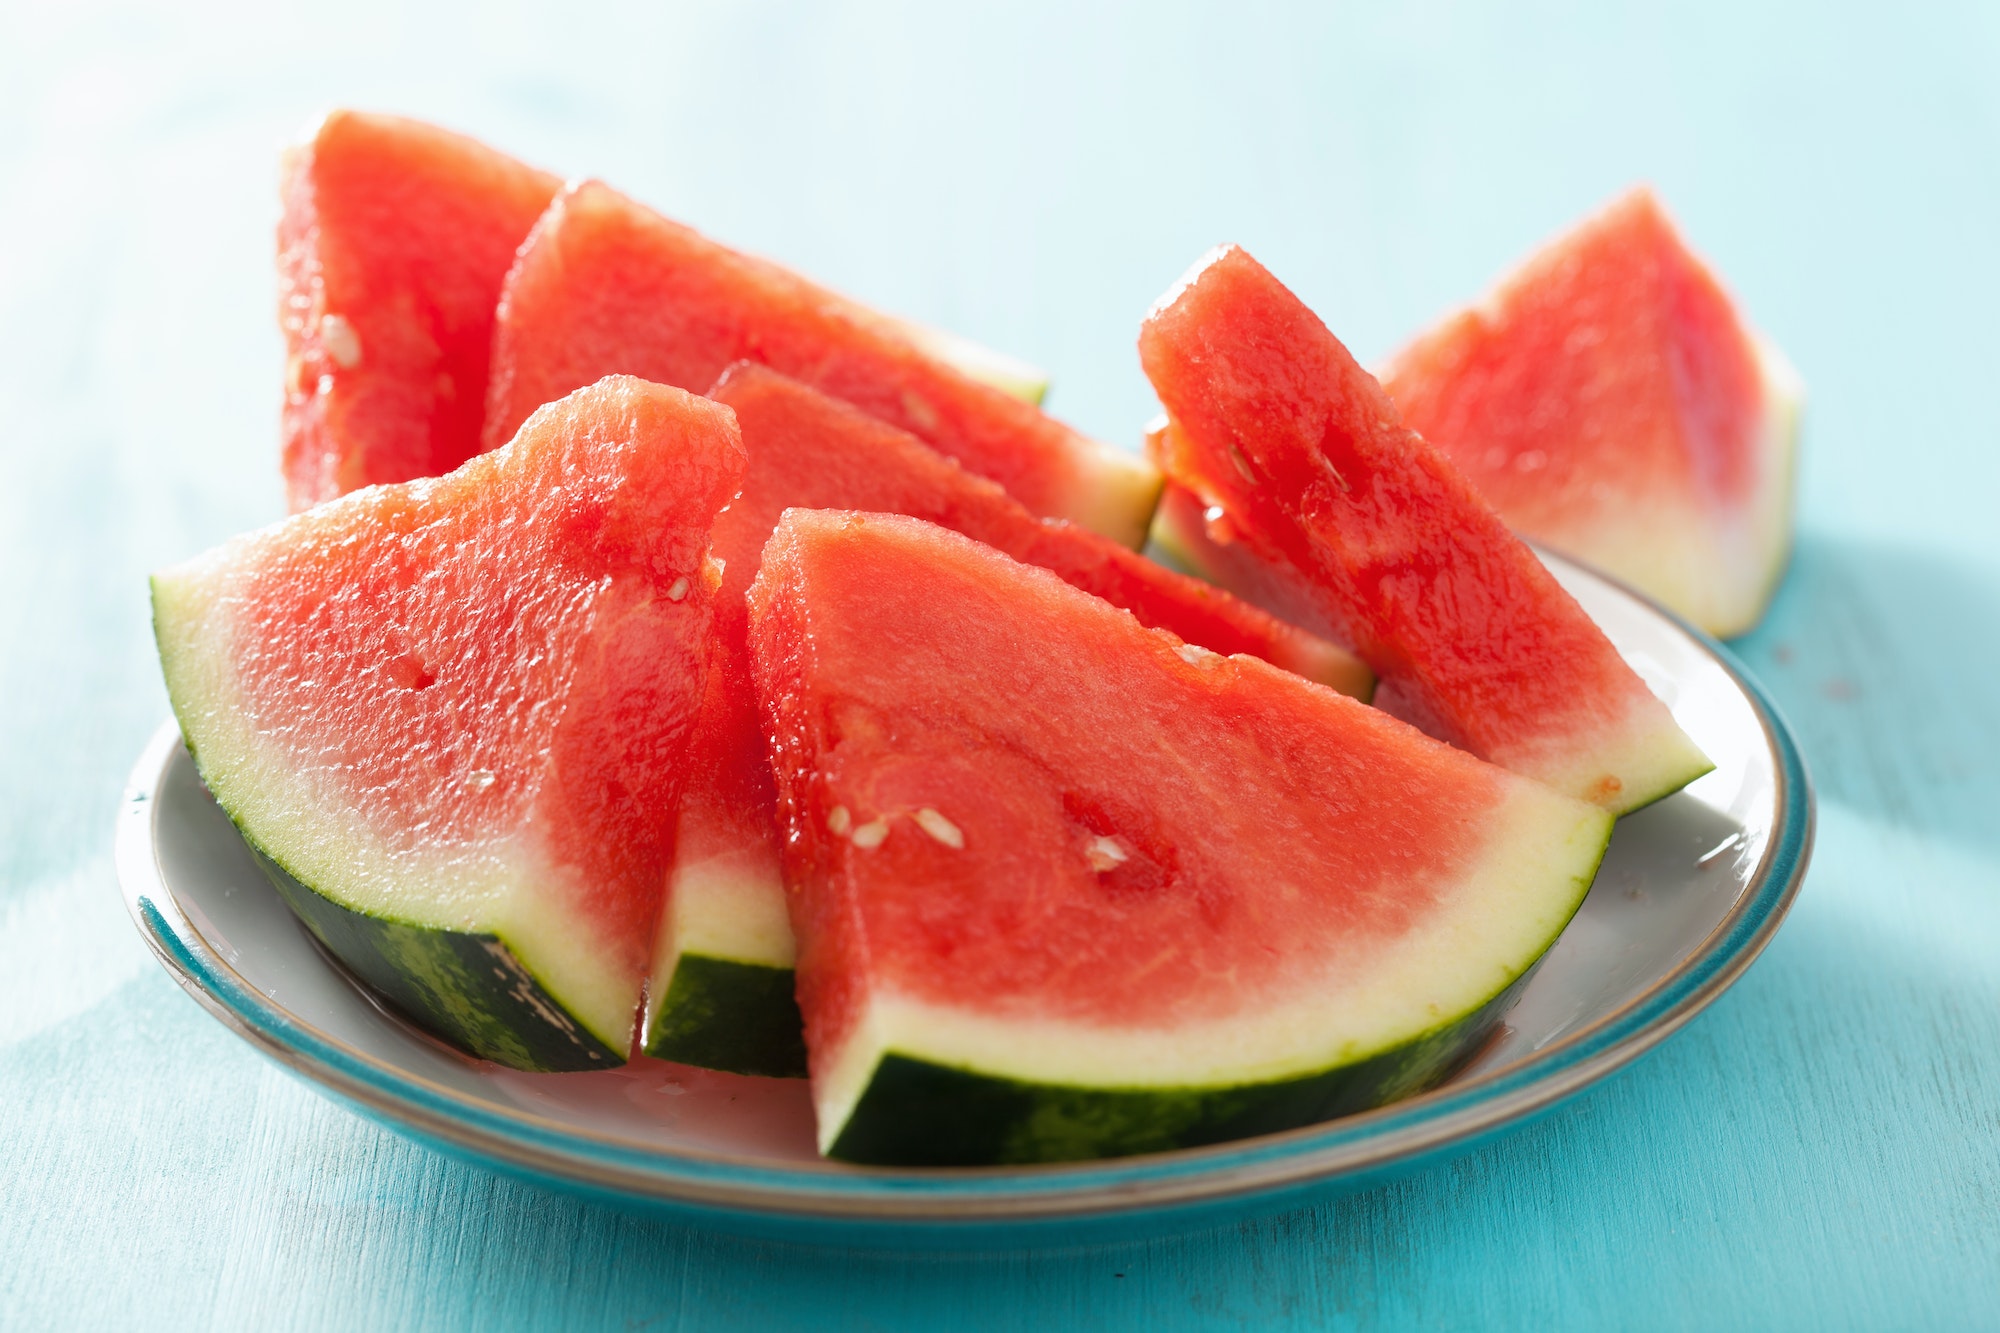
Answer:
5 2 1997 1327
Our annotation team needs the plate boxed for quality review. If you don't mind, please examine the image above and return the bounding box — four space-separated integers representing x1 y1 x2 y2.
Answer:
115 552 1811 1247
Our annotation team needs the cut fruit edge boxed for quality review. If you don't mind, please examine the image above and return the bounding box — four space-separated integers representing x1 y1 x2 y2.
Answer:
152 576 644 1056
888 316 1050 406
812 779 1613 1154
154 562 647 1053
1146 459 1718 813
644 849 806 1076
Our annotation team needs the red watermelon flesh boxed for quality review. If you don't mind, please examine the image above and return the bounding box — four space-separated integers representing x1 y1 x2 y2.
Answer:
1380 188 1801 637
279 111 560 511
153 376 745 1061
648 364 1367 1067
483 180 1162 546
1140 245 1710 814
1146 455 1349 646
746 510 1610 1163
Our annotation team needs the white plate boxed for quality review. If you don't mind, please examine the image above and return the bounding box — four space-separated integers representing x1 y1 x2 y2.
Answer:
116 552 1812 1247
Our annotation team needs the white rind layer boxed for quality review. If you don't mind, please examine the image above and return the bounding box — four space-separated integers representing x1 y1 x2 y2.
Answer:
874 316 1161 549
1148 460 1713 813
1523 334 1802 640
152 545 642 1052
813 780 1613 1152
886 317 1050 406
1472 678 1713 815
644 847 795 1032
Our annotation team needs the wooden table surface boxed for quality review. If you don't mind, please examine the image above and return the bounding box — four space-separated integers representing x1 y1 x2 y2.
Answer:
5 2 1997 1328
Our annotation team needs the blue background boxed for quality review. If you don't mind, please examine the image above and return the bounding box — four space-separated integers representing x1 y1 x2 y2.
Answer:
4 2 1998 1327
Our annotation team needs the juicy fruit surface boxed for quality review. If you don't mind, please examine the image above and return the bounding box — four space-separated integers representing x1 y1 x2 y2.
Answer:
648 364 1362 1069
747 511 1610 1162
1147 470 1349 646
279 111 559 510
154 377 744 1059
706 364 1362 690
1139 245 1710 813
1381 188 1799 637
483 180 1161 545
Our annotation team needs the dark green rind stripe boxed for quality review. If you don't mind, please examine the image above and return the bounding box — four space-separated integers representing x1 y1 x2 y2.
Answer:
646 955 808 1078
156 590 625 1074
828 971 1534 1166
249 847 624 1073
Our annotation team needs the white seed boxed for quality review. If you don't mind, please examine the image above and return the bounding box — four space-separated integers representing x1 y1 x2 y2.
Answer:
1085 836 1129 872
319 313 363 369
826 804 852 836
466 769 496 792
913 807 963 849
850 818 890 850
666 576 691 602
1177 643 1221 668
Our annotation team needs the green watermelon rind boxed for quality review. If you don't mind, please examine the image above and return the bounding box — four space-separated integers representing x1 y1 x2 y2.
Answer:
249 842 622 1071
151 570 641 1070
889 317 1050 408
819 795 1611 1167
830 966 1538 1166
1148 496 1713 815
647 954 808 1078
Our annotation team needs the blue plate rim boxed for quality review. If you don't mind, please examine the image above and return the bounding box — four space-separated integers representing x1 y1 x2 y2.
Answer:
114 589 1813 1225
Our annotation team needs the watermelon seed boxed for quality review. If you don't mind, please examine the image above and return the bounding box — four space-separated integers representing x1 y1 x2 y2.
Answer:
1177 643 1221 669
318 313 362 370
914 808 964 849
1227 442 1258 483
1085 836 1129 872
850 818 890 850
666 576 691 601
827 805 853 836
467 770 496 792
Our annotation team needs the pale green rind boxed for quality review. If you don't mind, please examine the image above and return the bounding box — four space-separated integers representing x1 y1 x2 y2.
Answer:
1149 498 1709 815
252 845 621 1071
642 848 804 1074
1713 334 1803 641
886 316 1050 406
829 969 1537 1166
883 313 1162 549
1064 448 1165 552
150 560 641 1060
815 783 1614 1161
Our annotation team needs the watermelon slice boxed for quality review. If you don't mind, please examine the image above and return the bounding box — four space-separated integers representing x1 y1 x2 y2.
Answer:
646 363 1367 1077
1379 188 1802 638
746 510 1612 1165
1139 245 1711 814
153 377 745 1069
483 179 1163 546
1146 464 1349 645
278 110 560 511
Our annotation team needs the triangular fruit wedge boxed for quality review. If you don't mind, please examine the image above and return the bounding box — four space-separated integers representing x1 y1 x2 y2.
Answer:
483 180 1162 546
1379 188 1802 637
279 110 560 511
646 364 1368 1078
1140 245 1712 814
747 510 1611 1165
153 377 744 1069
